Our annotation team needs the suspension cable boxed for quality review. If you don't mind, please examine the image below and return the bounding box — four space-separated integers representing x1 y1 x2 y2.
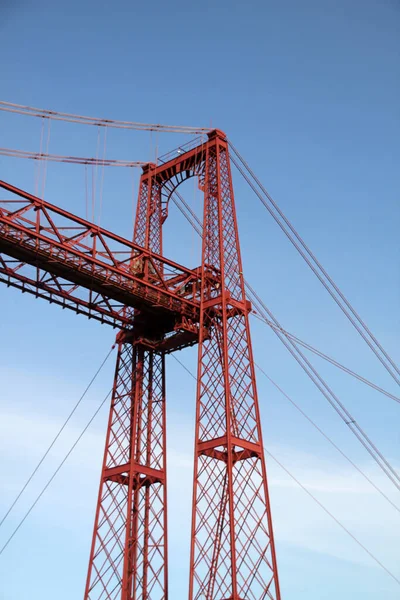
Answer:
0 147 146 167
0 346 114 530
252 313 400 405
40 118 51 199
174 190 202 229
266 450 400 586
228 141 400 386
34 118 45 197
98 126 108 226
0 386 113 556
254 362 399 513
245 281 400 490
170 354 400 586
0 101 211 135
171 192 202 237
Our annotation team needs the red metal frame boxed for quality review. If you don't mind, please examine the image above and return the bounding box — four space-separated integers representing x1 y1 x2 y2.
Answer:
84 343 168 599
85 160 169 599
189 132 281 600
0 130 280 599
0 180 203 337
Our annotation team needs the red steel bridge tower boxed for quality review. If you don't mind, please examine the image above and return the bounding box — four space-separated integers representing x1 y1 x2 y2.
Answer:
0 130 281 599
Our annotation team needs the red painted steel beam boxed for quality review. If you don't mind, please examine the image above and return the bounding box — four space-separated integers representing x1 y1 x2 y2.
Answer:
0 180 202 330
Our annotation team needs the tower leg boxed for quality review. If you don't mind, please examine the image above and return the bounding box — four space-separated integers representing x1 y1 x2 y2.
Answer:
84 342 167 599
188 134 281 600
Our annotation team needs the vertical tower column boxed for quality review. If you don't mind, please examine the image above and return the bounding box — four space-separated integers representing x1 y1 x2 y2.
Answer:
85 166 168 599
189 131 281 600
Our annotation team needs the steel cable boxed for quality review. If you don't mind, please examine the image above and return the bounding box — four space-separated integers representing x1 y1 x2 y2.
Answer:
252 313 400 405
254 361 400 513
266 450 400 586
0 387 113 556
0 345 114 531
228 141 400 386
0 101 210 135
246 281 400 490
0 147 146 167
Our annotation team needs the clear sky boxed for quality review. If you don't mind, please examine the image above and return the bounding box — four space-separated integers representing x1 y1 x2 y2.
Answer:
0 1 399 598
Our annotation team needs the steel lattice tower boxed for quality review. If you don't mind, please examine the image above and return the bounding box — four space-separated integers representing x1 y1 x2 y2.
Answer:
188 134 280 600
0 129 280 600
84 159 169 598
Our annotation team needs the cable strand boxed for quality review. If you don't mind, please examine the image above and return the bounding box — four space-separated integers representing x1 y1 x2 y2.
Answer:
0 386 113 556
0 101 210 134
252 313 400 405
245 282 400 489
0 346 114 530
228 141 400 386
254 361 400 513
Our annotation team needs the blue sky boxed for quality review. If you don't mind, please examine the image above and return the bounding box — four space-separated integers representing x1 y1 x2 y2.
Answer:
0 0 399 598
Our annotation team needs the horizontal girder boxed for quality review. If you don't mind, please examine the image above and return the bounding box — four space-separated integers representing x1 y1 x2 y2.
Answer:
0 180 204 330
